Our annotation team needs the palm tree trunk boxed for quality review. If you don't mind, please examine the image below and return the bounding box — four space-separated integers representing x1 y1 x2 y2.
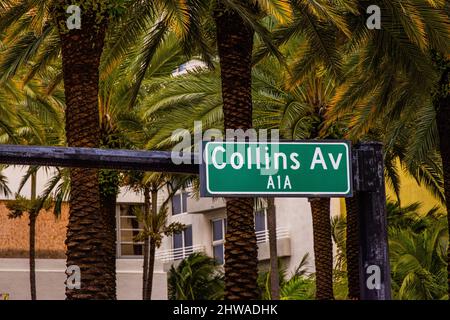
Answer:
145 189 158 300
99 120 121 300
146 241 156 300
214 3 258 300
214 2 259 300
223 198 258 300
267 198 280 300
345 193 360 300
433 56 450 298
29 212 36 300
142 186 150 300
29 172 37 300
99 171 118 300
55 4 113 299
29 211 37 300
309 198 334 300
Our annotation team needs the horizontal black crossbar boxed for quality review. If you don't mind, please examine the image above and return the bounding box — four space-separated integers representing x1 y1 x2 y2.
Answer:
0 145 199 174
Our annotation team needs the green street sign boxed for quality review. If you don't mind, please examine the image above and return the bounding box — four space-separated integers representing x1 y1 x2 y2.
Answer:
200 141 352 197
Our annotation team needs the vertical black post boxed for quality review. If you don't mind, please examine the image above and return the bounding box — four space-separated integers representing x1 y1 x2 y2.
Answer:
354 142 391 300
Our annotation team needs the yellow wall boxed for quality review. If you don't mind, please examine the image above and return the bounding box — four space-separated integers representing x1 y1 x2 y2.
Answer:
339 169 444 216
385 170 444 214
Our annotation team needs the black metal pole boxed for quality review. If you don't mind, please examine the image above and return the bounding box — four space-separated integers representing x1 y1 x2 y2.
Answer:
0 144 198 174
354 142 391 300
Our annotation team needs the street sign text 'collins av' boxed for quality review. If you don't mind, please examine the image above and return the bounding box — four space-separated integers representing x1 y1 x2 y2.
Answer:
200 141 352 197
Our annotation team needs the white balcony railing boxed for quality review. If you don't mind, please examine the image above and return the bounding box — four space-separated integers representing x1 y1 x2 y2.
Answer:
256 227 290 244
155 245 205 263
155 228 289 263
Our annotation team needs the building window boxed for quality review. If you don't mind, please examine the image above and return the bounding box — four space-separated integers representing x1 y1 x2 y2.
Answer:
212 218 226 265
172 191 188 215
255 209 267 232
117 204 144 257
255 209 267 243
173 225 193 260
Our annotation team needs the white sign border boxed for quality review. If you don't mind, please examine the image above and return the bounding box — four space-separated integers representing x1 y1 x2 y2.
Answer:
204 141 352 196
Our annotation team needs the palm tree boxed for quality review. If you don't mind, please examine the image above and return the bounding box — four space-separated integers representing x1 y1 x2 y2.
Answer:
390 224 448 300
431 52 450 296
135 195 185 300
7 192 53 300
52 1 117 299
0 80 21 143
279 276 315 300
30 1 288 300
93 31 197 300
341 113 447 299
258 253 314 300
5 152 68 302
215 7 260 289
121 0 292 299
252 0 358 299
0 61 66 300
4 163 70 301
138 61 267 299
255 62 343 300
271 0 446 299
0 1 118 299
308 198 334 299
330 211 351 300
214 1 346 298
157 0 293 299
119 171 154 301
388 202 448 300
331 200 448 300
168 252 225 300
327 1 450 297
124 171 191 300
